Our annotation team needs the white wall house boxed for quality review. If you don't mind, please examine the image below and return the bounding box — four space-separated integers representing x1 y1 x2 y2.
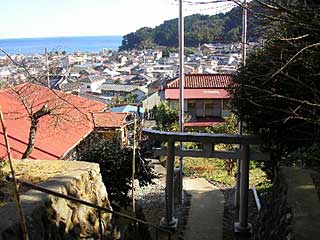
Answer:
100 83 147 103
79 75 105 94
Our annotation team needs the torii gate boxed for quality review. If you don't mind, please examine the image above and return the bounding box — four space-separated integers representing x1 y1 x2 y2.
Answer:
142 129 270 236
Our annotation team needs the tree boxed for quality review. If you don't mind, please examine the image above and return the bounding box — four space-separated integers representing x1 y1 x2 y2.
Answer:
119 3 262 50
205 114 238 175
77 138 156 207
5 83 98 159
229 1 320 168
152 101 179 131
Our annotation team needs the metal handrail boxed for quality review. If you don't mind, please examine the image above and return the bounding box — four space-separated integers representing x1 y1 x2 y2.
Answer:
8 177 172 240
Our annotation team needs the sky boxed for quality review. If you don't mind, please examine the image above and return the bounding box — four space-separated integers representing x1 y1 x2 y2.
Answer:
0 0 237 39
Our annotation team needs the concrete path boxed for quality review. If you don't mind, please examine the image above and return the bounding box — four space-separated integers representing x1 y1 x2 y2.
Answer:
183 177 225 240
150 159 225 239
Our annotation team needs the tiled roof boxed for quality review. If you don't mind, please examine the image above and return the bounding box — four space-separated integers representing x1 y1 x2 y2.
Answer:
0 83 105 160
80 75 105 83
93 112 129 128
166 74 231 89
100 83 141 92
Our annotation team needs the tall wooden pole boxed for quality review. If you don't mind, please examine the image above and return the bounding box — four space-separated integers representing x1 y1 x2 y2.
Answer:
235 0 247 209
242 0 247 67
131 115 136 217
178 0 185 204
0 105 29 240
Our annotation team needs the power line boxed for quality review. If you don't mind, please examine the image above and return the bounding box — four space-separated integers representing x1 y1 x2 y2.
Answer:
184 2 236 13
170 0 240 14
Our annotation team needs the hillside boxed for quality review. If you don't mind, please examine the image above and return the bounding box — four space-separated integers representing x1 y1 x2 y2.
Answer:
120 2 262 50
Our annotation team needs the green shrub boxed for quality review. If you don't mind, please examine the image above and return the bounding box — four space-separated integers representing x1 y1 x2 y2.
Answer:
287 143 320 167
77 139 156 207
205 114 239 176
152 101 179 131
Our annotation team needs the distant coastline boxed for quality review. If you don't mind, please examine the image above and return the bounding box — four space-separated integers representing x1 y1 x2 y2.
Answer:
0 35 123 55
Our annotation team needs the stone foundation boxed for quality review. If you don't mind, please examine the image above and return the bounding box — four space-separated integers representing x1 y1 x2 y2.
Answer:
0 160 112 240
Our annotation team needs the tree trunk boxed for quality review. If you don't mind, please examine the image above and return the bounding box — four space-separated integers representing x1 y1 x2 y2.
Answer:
22 118 38 159
22 105 51 159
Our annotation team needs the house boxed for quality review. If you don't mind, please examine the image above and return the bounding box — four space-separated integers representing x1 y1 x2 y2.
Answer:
117 55 128 66
142 91 164 112
111 105 145 120
84 112 134 146
125 74 154 86
142 79 166 111
100 83 147 103
79 75 105 94
102 68 120 77
78 68 97 78
0 82 106 160
165 74 231 128
200 44 216 55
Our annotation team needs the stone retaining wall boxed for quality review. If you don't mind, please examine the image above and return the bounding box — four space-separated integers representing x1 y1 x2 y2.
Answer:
254 166 320 240
0 160 112 240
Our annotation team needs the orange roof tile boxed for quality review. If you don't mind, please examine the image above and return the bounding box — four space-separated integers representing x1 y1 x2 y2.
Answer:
0 83 105 160
166 74 231 89
92 112 129 128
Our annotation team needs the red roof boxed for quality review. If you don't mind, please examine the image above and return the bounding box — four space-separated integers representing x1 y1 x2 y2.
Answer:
165 88 229 99
166 74 231 89
93 112 129 128
184 118 224 128
0 83 105 160
165 74 231 100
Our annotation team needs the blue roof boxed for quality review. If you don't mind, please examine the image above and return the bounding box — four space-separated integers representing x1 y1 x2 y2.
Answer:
111 105 145 118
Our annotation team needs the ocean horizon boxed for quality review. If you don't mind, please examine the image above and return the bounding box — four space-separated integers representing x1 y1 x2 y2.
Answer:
0 35 123 55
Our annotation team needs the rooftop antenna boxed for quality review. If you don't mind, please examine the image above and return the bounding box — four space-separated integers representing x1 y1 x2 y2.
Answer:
45 48 50 88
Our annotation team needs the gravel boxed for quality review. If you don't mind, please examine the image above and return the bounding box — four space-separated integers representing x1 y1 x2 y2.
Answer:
135 177 191 240
209 180 259 240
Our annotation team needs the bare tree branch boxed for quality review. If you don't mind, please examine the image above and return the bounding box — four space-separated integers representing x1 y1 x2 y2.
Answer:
271 42 320 78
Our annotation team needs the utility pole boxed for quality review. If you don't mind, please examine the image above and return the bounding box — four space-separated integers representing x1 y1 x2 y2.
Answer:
132 114 137 217
242 0 247 67
178 0 185 204
45 48 50 88
235 0 247 208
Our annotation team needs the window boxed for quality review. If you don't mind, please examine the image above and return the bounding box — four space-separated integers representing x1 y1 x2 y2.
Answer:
205 100 221 117
187 101 197 119
188 101 196 110
196 100 204 117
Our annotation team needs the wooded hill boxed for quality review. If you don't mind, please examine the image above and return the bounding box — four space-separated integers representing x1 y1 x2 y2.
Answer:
120 2 262 50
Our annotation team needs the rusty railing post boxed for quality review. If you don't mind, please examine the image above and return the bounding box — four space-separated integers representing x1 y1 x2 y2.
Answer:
235 143 252 235
97 209 103 239
234 158 241 208
160 140 178 229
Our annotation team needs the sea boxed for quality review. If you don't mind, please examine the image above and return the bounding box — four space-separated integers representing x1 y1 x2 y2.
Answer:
0 35 123 55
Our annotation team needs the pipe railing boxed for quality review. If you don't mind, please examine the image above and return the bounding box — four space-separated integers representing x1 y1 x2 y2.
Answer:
7 176 172 240
142 129 270 235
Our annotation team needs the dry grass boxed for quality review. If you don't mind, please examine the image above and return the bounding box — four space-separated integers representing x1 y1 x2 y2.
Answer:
180 157 267 186
0 159 77 208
